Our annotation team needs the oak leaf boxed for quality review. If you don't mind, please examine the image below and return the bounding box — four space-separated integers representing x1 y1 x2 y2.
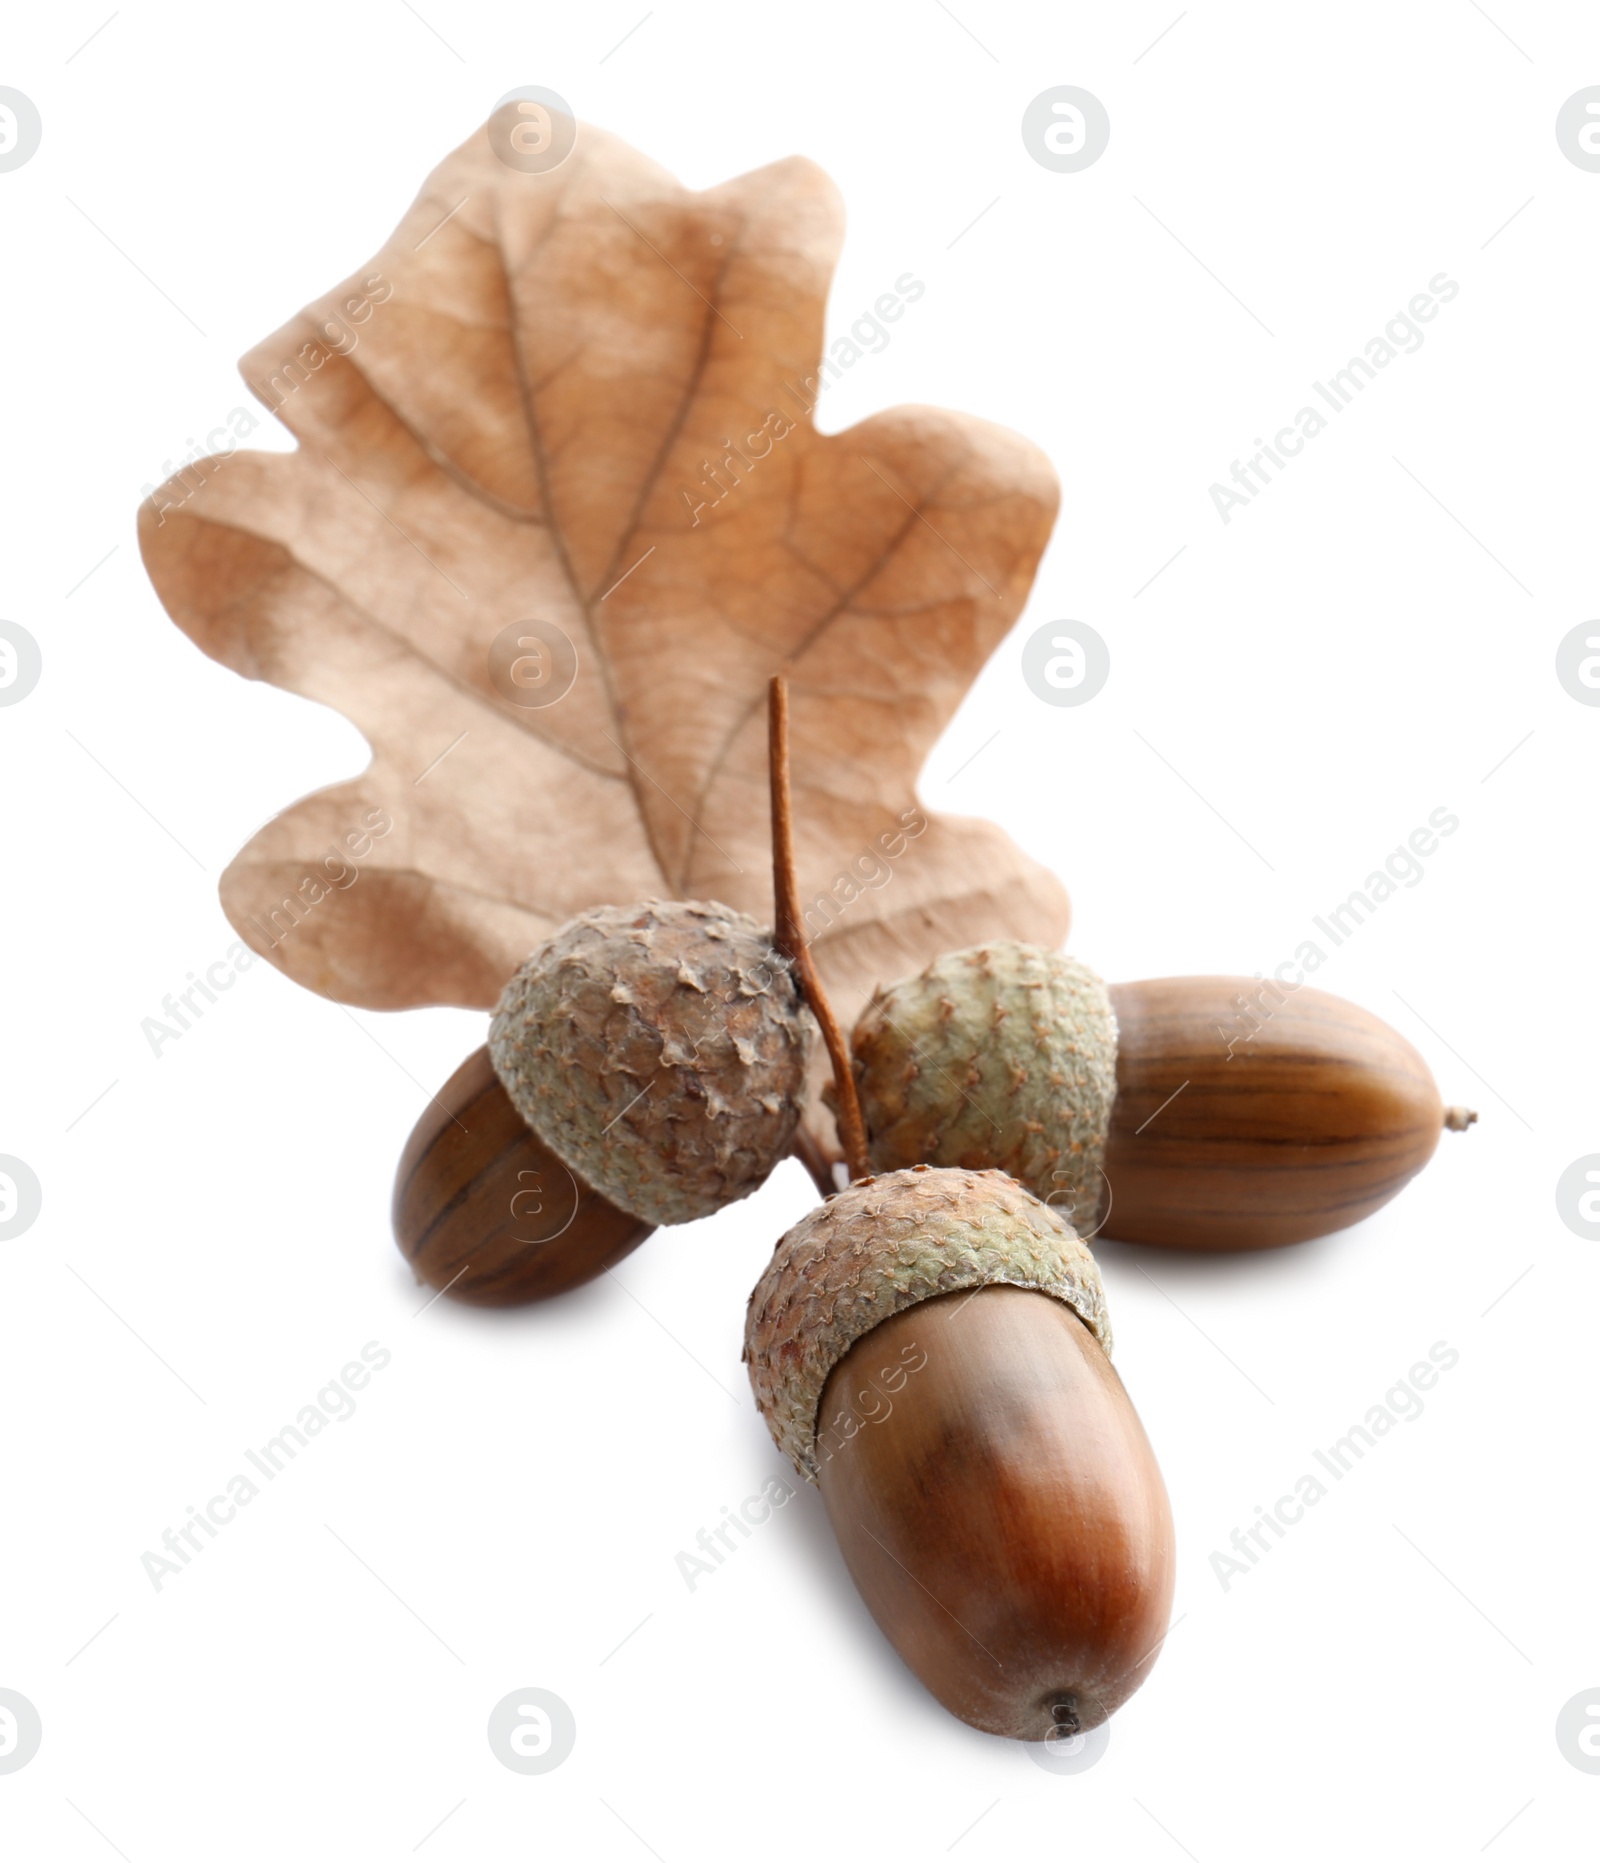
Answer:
138 115 1068 1157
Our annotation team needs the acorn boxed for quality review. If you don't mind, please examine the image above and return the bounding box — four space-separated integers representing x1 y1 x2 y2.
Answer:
392 895 814 1304
393 1046 653 1306
849 943 1474 1251
744 1164 1175 1740
746 678 1174 1741
488 897 816 1227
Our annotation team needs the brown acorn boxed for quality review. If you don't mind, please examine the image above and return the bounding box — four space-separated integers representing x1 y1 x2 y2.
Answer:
849 943 1475 1252
1102 975 1472 1250
746 678 1175 1741
394 888 816 1305
393 1047 652 1306
745 1165 1175 1740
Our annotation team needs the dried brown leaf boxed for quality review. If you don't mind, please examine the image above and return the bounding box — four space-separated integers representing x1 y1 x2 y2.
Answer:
138 116 1069 1158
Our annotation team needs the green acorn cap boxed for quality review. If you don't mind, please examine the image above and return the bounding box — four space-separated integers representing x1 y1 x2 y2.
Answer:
849 942 1117 1232
744 1165 1111 1481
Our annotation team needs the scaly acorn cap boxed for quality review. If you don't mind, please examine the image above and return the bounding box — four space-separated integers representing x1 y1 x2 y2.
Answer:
489 899 815 1227
850 943 1118 1232
744 1165 1112 1481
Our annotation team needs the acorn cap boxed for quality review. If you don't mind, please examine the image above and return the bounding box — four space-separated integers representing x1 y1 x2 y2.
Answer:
850 943 1117 1232
489 899 815 1227
744 1165 1112 1481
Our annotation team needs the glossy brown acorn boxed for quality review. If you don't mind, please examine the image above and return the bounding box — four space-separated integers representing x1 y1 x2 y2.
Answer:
393 1047 652 1305
849 944 1475 1252
1101 978 1472 1251
815 1282 1174 1739
751 681 1174 1742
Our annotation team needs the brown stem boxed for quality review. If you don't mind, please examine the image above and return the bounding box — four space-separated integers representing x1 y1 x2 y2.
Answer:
768 675 872 1185
1442 1105 1478 1132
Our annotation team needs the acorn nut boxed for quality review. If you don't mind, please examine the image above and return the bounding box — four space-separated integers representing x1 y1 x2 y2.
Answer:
748 681 1174 1740
393 894 814 1303
850 942 1469 1250
392 1046 653 1306
744 1164 1175 1740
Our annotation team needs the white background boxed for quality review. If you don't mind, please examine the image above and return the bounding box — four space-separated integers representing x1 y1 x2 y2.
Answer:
1 2 1595 1857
